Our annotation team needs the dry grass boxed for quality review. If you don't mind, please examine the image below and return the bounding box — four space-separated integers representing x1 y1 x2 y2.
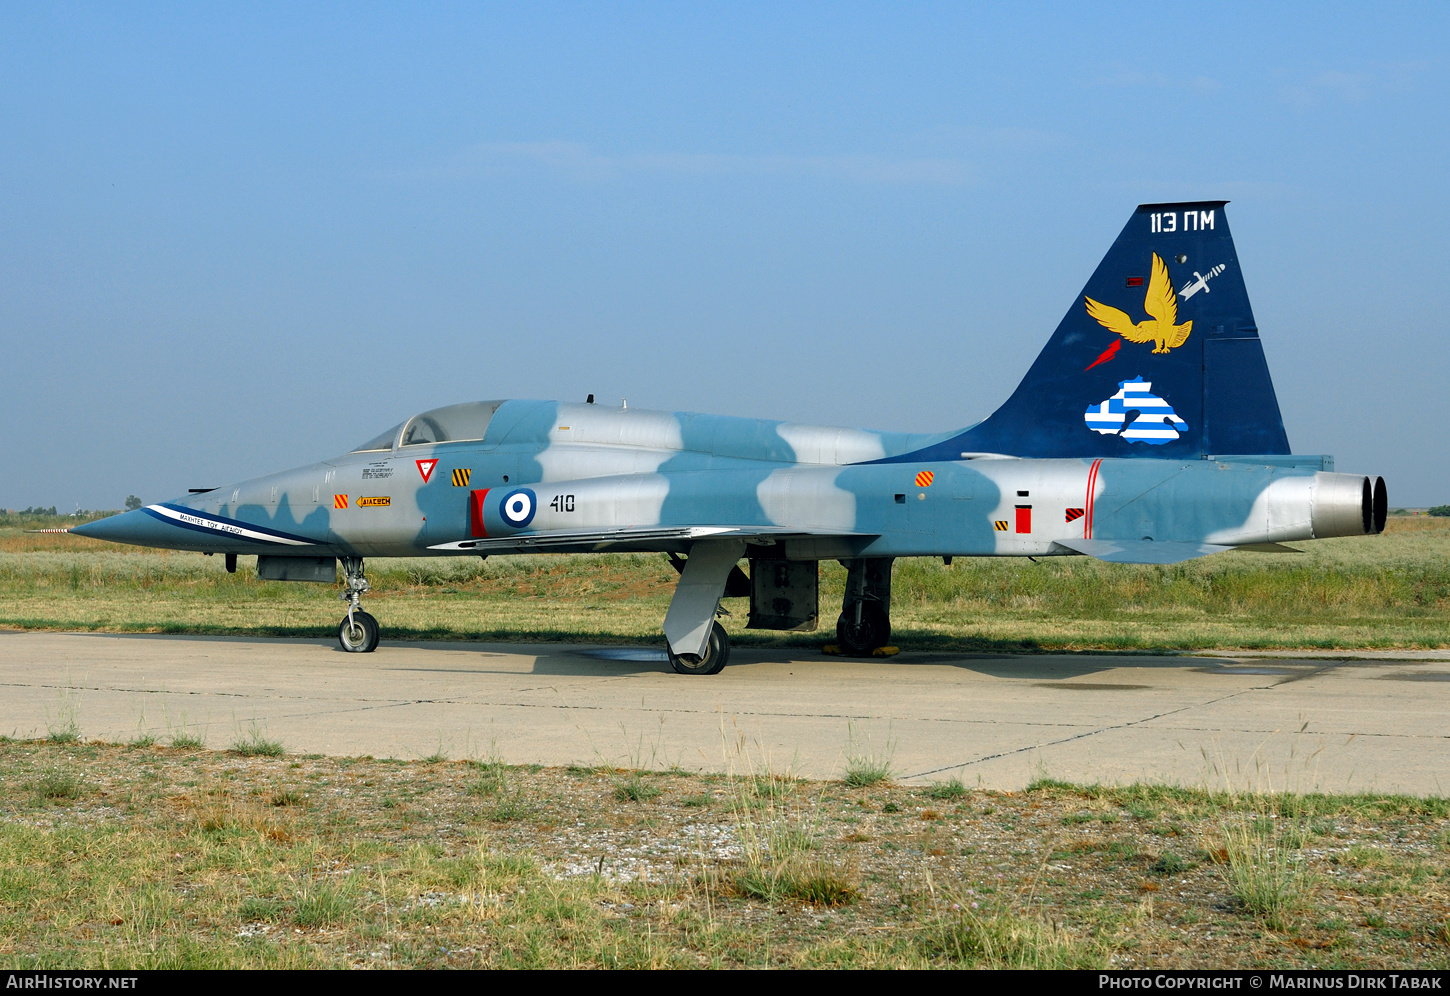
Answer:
1 742 1448 968
229 725 285 758
917 907 1105 968
843 722 896 788
1215 811 1311 925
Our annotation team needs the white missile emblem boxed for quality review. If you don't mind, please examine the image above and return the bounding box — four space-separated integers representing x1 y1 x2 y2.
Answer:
1177 263 1227 300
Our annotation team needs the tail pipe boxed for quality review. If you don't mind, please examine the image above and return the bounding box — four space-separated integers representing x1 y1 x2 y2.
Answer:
1312 473 1387 538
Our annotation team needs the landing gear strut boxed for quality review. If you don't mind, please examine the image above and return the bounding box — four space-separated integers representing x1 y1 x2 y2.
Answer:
835 557 894 656
337 556 379 653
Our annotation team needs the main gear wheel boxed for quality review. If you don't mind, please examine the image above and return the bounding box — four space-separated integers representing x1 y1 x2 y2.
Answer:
667 620 730 675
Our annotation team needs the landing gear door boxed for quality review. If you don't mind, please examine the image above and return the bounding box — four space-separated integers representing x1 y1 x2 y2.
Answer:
747 560 819 632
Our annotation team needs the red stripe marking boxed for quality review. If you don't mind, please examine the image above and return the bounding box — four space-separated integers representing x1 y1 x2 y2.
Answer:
469 488 491 538
1085 459 1101 538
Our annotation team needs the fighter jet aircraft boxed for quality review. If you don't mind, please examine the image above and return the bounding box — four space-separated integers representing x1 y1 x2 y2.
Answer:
73 201 1387 673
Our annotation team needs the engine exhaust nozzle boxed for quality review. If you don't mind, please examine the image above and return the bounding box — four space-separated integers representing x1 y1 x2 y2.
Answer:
1311 473 1386 538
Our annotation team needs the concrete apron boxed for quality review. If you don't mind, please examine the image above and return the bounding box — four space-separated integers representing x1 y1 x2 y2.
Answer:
2 630 1448 795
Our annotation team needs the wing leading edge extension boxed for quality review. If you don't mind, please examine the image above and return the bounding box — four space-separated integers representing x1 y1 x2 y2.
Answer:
426 524 879 555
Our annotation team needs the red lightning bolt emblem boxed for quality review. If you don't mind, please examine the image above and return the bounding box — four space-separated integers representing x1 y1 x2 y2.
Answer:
1084 339 1120 372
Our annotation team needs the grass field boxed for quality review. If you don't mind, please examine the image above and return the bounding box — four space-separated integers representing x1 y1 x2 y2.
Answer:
2 516 1447 651
1 740 1447 969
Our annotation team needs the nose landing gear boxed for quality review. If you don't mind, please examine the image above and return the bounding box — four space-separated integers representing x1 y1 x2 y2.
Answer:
337 556 379 653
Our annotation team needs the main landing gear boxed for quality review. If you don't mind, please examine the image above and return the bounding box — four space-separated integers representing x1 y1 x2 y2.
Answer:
667 620 731 675
662 539 743 676
835 557 894 657
337 556 379 653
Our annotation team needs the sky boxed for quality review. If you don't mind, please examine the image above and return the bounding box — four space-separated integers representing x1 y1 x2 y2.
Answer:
3 2 1448 508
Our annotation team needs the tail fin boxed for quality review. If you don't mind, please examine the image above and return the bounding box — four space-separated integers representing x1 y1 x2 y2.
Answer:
939 201 1289 459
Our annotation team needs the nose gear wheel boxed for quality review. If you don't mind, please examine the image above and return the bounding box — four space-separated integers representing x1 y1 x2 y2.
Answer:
336 556 379 653
338 610 379 653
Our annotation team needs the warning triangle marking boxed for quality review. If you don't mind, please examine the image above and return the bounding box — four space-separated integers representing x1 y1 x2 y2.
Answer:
416 459 438 484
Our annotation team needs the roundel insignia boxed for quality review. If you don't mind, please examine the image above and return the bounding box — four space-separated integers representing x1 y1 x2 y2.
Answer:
915 470 934 487
500 488 537 528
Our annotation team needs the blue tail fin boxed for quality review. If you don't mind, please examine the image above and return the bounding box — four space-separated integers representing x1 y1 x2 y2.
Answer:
917 201 1289 460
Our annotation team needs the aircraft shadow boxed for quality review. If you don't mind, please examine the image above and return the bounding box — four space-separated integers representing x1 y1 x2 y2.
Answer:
57 630 1254 682
515 645 1238 680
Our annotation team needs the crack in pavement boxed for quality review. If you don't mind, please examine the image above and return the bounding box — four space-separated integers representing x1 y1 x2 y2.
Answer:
0 680 415 705
0 679 1284 730
1267 661 1353 686
899 662 1443 780
902 683 1272 780
1120 724 1450 741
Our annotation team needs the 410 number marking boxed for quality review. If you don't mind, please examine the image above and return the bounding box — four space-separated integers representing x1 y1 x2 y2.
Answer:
549 494 576 512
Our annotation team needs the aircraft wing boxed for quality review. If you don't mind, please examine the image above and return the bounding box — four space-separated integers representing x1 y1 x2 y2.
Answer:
1051 538 1235 564
1053 538 1305 563
427 525 878 555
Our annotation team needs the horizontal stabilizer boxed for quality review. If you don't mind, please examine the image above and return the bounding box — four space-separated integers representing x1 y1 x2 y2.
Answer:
1053 538 1233 564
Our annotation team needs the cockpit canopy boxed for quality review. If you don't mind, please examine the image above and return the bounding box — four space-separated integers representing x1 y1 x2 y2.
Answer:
350 401 505 452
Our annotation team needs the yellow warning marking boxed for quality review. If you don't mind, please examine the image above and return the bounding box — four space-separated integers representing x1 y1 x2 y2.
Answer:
357 496 391 507
915 470 934 487
994 520 1009 531
333 494 348 509
824 643 898 657
451 468 471 487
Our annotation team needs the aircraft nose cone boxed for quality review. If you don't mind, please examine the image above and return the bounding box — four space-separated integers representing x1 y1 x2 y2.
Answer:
70 507 172 546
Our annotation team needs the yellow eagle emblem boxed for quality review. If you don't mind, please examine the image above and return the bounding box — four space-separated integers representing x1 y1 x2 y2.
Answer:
1084 252 1191 354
